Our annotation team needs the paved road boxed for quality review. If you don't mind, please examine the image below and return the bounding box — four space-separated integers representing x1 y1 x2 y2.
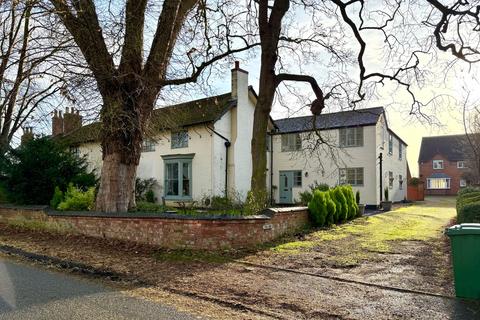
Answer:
0 257 198 320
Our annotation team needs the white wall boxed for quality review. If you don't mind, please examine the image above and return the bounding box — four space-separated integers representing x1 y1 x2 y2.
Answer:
78 125 216 205
78 142 102 175
376 114 407 202
272 125 380 206
230 68 255 199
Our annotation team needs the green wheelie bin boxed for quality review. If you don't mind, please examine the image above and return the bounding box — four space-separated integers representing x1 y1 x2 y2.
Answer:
446 223 480 299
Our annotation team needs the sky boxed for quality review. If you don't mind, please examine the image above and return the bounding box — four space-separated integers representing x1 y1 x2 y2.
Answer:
18 0 480 177
199 53 478 177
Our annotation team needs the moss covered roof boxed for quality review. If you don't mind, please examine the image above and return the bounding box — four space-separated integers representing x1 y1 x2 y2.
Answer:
61 93 234 145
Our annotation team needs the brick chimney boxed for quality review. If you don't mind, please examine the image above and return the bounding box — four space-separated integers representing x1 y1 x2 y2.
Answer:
52 108 82 136
21 127 34 145
52 109 64 136
63 107 82 134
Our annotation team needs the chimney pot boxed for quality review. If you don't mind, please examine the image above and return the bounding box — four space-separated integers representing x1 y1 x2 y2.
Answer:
235 61 239 69
66 107 70 114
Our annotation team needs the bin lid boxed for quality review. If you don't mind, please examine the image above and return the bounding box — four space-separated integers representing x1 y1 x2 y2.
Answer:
446 224 480 236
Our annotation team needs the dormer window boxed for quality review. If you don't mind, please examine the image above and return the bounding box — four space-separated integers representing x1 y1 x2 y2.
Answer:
433 160 444 169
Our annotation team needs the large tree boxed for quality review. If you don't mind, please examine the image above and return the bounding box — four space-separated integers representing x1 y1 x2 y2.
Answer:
46 0 255 212
249 0 437 204
0 0 65 152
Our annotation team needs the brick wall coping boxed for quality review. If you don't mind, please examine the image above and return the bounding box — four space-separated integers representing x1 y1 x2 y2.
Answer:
266 206 308 213
0 204 308 221
0 204 48 210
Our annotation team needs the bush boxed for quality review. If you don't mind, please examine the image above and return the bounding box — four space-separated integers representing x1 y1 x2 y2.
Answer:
135 178 158 202
355 190 360 204
384 188 389 201
308 190 328 226
50 187 64 209
134 201 165 212
145 189 156 203
458 187 480 197
0 181 8 203
331 187 348 222
324 191 336 226
341 186 358 220
57 184 95 211
299 190 313 206
0 137 96 205
459 202 480 223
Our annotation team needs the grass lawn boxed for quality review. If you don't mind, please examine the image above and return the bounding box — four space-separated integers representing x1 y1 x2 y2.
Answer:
269 196 457 267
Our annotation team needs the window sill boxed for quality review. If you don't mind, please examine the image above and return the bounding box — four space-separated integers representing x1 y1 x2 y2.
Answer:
164 196 193 201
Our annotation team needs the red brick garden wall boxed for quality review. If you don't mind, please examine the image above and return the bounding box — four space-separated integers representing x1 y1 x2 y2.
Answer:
0 206 309 250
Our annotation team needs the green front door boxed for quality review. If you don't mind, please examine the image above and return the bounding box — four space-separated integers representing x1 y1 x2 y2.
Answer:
279 171 294 204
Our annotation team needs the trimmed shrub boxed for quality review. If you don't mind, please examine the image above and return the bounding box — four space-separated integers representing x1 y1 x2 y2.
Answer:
332 187 348 222
50 187 64 209
308 190 328 226
355 190 360 204
57 184 95 211
458 187 480 197
324 191 336 226
135 178 158 202
459 202 480 223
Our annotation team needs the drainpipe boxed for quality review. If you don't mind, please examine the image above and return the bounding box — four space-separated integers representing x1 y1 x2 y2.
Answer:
270 132 274 206
207 125 231 197
379 152 383 204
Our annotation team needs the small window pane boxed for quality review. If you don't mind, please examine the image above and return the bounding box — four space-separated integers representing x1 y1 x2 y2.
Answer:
433 160 444 169
172 131 188 149
281 133 301 151
399 143 403 160
388 134 393 155
141 139 156 152
293 171 302 187
339 127 363 147
166 163 179 196
182 162 191 196
339 167 363 186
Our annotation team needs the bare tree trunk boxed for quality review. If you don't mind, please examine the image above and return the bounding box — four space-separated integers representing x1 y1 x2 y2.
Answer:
95 153 138 212
94 89 153 212
251 53 277 199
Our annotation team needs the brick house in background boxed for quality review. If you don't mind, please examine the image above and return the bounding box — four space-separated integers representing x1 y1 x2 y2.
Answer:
418 134 470 195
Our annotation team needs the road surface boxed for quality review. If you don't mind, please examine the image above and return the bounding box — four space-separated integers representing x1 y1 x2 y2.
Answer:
0 257 198 320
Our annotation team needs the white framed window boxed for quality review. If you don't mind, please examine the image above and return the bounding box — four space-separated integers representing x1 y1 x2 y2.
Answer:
388 134 393 155
460 179 467 187
399 174 403 190
339 167 364 186
141 138 156 152
398 143 403 160
293 171 302 187
339 127 363 147
164 157 192 199
389 171 394 188
433 160 444 169
457 161 466 169
171 130 188 149
281 133 302 152
427 178 451 189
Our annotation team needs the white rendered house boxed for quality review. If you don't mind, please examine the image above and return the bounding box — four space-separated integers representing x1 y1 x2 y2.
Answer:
55 65 407 207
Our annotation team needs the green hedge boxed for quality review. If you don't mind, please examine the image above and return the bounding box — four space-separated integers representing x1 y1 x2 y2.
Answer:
456 190 480 223
307 185 357 227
